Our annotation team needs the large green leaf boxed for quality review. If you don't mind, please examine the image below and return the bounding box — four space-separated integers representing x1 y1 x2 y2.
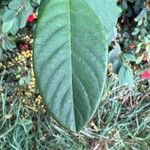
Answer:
34 0 118 132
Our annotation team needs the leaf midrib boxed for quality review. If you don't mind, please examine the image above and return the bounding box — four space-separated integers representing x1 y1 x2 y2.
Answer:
68 0 76 131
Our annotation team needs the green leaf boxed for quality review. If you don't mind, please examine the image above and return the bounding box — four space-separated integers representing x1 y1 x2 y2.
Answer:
108 43 121 63
34 0 118 132
112 59 122 74
136 42 143 53
2 21 14 33
122 53 136 62
32 0 41 5
132 28 140 35
85 0 120 40
18 0 33 28
2 10 16 33
136 54 144 64
146 44 150 56
2 9 16 22
10 18 19 35
8 0 23 10
1 35 16 51
118 65 134 87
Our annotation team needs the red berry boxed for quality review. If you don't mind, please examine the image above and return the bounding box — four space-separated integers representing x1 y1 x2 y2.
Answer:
27 13 37 22
139 70 150 79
